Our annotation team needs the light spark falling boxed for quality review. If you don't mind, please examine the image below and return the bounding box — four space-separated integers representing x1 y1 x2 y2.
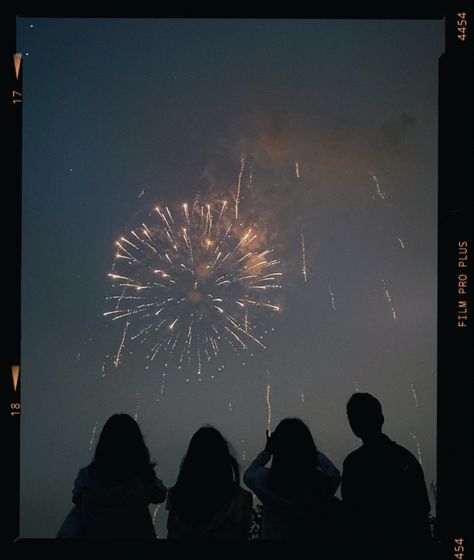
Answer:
381 279 397 321
301 232 308 283
266 383 272 432
398 237 405 249
369 172 385 199
295 161 301 179
410 383 419 407
410 432 423 465
328 284 336 311
301 392 305 403
113 322 129 368
89 421 98 451
235 157 245 219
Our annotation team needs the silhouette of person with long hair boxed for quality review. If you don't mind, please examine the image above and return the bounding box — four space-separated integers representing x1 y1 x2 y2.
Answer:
58 413 166 538
166 425 252 540
244 418 341 540
342 393 431 554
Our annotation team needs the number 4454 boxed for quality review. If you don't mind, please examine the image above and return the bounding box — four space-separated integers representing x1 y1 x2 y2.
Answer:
454 537 465 559
457 12 467 42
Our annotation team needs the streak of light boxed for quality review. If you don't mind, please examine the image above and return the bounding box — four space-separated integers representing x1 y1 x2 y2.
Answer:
381 279 397 321
241 439 247 462
114 322 129 367
369 172 385 199
235 157 245 219
301 232 308 282
410 432 423 465
410 383 419 407
328 285 336 310
89 421 98 451
266 384 272 432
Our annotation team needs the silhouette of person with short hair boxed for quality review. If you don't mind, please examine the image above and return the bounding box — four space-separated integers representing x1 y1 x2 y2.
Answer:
166 425 252 539
342 393 431 554
244 418 341 540
58 413 166 538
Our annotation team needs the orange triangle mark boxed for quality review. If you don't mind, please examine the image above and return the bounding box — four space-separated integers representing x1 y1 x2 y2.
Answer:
11 365 20 391
14 53 22 80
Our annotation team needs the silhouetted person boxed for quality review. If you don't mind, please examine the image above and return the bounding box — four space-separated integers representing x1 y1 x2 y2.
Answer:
342 393 431 555
57 413 166 539
244 418 341 540
166 426 252 539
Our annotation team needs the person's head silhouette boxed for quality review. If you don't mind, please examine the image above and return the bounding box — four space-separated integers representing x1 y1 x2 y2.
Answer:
93 413 154 487
268 417 320 497
346 393 384 442
170 425 240 527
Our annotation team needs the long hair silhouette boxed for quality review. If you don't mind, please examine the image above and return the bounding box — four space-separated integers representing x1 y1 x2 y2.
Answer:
92 413 155 488
170 426 240 529
269 417 320 498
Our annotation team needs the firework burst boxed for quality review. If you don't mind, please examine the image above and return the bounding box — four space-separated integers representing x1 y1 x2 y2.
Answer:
105 199 282 376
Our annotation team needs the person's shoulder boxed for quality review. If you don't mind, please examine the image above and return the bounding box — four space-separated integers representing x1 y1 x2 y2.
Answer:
390 440 421 467
76 465 92 483
343 445 364 468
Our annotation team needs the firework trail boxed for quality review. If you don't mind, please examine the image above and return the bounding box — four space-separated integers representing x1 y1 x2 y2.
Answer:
352 379 360 393
301 392 305 403
266 383 272 432
113 322 129 368
235 157 246 219
397 237 405 249
138 189 145 199
381 279 397 320
301 232 308 283
241 439 247 463
410 432 423 465
410 383 419 407
369 172 385 199
295 161 301 179
228 401 233 413
105 199 281 376
89 421 98 451
328 285 336 311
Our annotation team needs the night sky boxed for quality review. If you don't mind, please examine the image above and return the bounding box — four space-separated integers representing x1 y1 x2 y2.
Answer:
18 18 443 537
